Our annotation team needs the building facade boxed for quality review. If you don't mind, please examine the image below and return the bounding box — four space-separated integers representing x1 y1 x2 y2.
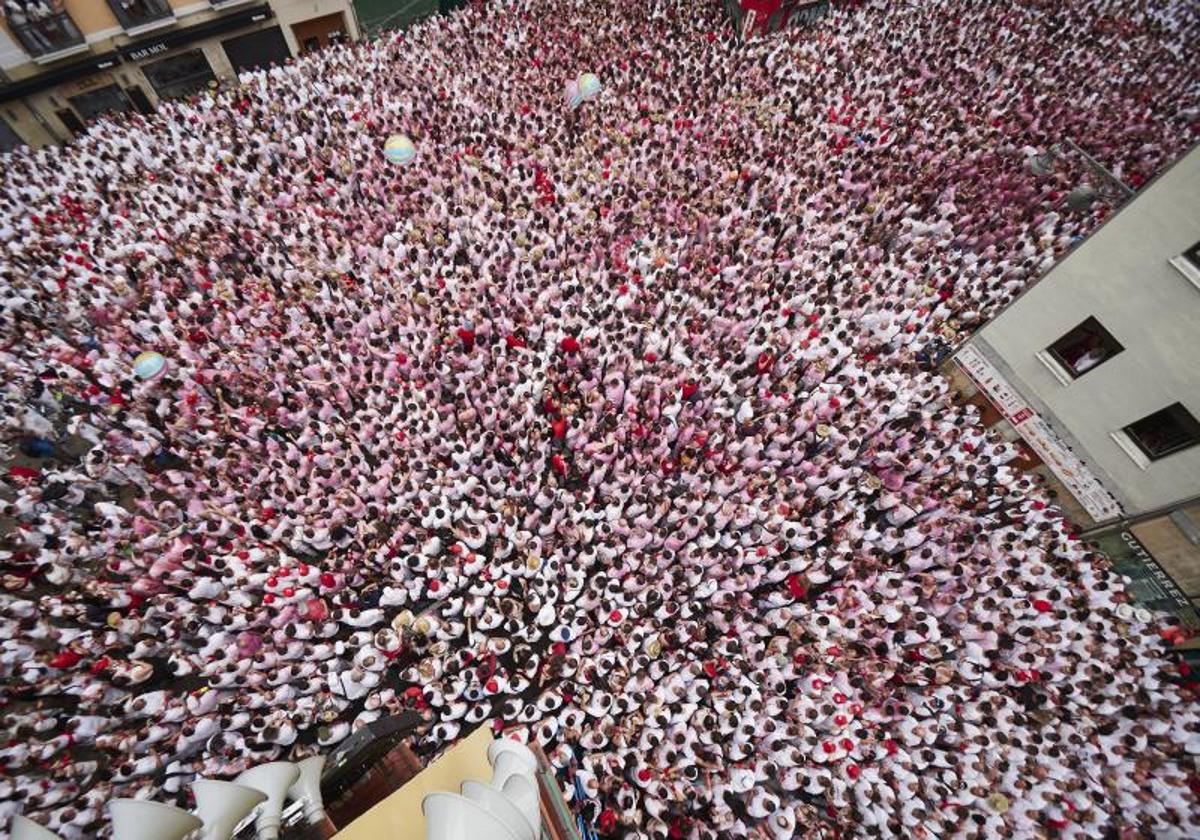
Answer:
955 144 1200 608
0 0 360 149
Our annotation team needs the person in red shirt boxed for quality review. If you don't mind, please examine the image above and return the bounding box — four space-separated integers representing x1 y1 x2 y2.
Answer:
457 322 476 351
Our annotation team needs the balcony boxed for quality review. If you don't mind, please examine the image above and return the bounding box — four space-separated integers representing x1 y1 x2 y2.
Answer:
106 0 175 35
3 5 89 63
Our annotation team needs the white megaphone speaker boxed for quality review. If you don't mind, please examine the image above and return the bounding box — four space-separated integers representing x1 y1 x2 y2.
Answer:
11 815 64 840
108 799 203 840
192 779 267 840
235 762 300 840
486 739 538 774
460 780 535 840
287 755 335 836
488 750 534 790
500 774 540 838
422 792 521 840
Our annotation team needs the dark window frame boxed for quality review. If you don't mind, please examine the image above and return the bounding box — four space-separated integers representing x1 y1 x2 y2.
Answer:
1123 403 1200 461
2 6 86 58
1183 240 1200 271
141 48 216 100
55 108 84 134
67 84 131 123
1045 316 1124 379
0 115 22 152
105 0 173 32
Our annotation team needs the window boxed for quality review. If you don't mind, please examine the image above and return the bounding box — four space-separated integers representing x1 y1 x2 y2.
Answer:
222 26 292 75
1184 241 1200 271
142 50 216 100
68 85 131 123
1123 403 1200 461
1045 317 1123 378
2 2 86 59
105 0 173 32
1170 240 1200 292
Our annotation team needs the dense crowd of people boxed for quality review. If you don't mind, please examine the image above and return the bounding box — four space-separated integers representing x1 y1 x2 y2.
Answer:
2 0 1199 837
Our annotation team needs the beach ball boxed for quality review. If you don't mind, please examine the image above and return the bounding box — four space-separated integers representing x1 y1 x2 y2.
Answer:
132 351 166 380
564 79 583 110
577 72 601 100
383 134 416 165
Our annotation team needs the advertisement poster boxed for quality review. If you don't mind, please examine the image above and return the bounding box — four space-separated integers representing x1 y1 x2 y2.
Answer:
956 344 1124 523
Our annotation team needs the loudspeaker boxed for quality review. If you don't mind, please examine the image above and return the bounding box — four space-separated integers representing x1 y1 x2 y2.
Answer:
10 815 64 840
288 755 333 833
235 762 300 840
486 739 537 774
488 751 533 790
107 799 203 840
422 792 521 840
498 774 540 838
460 780 534 840
192 779 267 840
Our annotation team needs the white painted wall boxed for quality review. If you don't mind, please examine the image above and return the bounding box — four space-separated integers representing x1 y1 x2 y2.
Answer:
969 145 1200 515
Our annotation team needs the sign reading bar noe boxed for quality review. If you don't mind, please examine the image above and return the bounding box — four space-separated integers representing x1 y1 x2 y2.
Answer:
127 43 170 61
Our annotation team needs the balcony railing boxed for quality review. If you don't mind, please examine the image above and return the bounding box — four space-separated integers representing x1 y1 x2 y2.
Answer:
106 0 175 33
3 6 87 61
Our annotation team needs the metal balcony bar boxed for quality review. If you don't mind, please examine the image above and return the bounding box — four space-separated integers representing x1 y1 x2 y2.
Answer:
3 8 87 60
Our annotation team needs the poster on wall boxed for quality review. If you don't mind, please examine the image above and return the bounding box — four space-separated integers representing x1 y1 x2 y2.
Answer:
956 344 1125 523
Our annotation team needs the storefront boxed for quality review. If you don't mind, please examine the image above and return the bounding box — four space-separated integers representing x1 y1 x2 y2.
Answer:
1092 529 1200 629
0 6 277 143
0 2 361 148
115 4 280 81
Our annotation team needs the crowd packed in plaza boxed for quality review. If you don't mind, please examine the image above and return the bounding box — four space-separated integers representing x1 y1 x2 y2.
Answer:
2 0 1199 837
